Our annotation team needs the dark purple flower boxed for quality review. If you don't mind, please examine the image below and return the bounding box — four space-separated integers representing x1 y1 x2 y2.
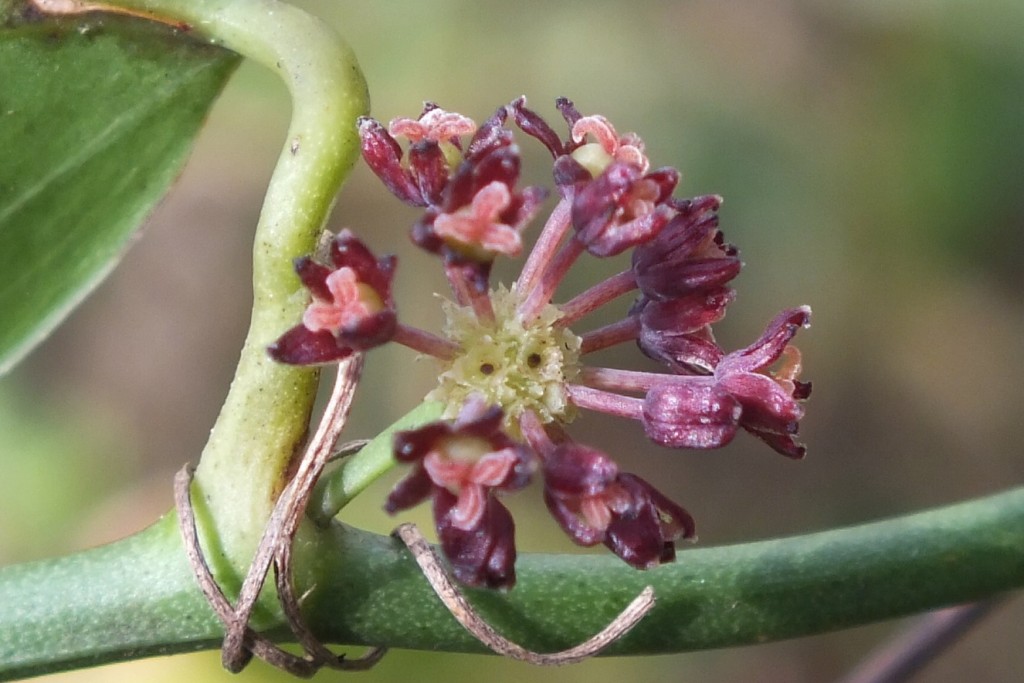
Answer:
631 194 741 301
571 162 679 257
542 443 695 569
642 307 812 458
409 107 547 273
267 230 396 365
385 399 534 588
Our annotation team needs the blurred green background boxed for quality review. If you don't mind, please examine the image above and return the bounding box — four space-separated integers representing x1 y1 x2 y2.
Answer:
2 1 1022 681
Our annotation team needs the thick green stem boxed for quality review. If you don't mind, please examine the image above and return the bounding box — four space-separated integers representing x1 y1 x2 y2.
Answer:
65 0 370 598
1 487 1021 680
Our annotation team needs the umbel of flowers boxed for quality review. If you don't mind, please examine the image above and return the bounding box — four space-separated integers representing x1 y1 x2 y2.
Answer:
268 98 812 589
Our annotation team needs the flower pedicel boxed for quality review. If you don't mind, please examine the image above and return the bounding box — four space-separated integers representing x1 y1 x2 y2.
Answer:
269 97 812 589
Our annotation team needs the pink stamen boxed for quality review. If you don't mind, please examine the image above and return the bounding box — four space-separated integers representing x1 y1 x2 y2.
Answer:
558 269 638 326
571 116 648 173
571 115 620 154
389 108 477 143
450 484 486 530
469 450 517 487
423 452 473 489
433 182 521 256
301 267 377 333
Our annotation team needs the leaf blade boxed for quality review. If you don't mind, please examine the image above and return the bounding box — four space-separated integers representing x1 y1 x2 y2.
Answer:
0 12 238 373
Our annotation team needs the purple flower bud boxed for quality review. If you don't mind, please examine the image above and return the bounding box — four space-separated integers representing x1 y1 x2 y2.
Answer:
604 473 695 569
631 195 742 301
636 288 735 373
642 381 742 449
541 443 695 569
640 307 812 458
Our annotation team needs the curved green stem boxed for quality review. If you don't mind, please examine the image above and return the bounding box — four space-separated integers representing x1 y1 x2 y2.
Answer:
57 0 370 599
311 400 444 524
1 487 1021 679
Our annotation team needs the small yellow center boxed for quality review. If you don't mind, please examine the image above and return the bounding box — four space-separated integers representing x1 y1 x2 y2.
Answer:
427 285 582 438
571 142 614 178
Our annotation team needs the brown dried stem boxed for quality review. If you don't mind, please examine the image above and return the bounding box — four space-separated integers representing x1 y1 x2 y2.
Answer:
392 522 656 665
175 355 386 676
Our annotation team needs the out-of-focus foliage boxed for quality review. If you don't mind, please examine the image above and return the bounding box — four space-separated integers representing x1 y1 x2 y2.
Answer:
3 1 1021 682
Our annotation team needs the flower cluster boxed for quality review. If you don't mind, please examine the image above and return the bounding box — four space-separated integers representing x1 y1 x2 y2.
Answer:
270 98 812 589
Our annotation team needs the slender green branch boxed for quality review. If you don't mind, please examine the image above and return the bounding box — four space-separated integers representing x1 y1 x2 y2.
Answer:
1 487 1021 680
311 400 444 524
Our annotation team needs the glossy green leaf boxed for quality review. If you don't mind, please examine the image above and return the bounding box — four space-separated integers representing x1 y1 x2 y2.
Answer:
0 9 238 374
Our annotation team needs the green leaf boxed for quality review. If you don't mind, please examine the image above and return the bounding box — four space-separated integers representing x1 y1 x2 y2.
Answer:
0 9 238 374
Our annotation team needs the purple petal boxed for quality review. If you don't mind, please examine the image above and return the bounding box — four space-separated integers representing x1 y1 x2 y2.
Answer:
638 328 725 375
358 117 425 206
509 96 565 157
573 162 642 232
465 105 512 160
553 155 593 186
640 288 735 336
603 494 668 570
572 162 674 256
408 140 451 207
453 401 504 435
338 310 397 351
503 185 548 232
618 473 696 541
636 256 743 301
555 96 583 130
293 256 332 301
716 306 811 376
393 422 452 463
718 372 805 435
744 428 807 459
267 325 352 366
328 231 398 311
435 491 518 589
384 465 435 513
542 443 619 497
